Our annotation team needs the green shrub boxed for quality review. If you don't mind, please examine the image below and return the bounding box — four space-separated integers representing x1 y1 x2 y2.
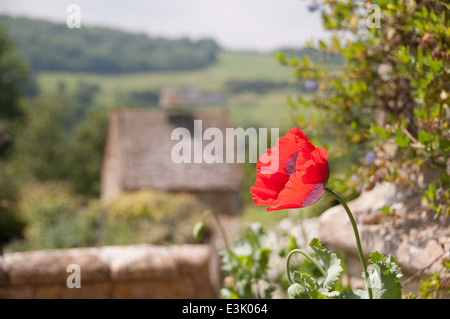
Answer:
0 169 24 251
5 185 207 252
104 190 207 245
4 182 99 251
276 0 449 215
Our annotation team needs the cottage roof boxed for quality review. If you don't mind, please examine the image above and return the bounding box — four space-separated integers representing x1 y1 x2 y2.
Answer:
108 108 243 192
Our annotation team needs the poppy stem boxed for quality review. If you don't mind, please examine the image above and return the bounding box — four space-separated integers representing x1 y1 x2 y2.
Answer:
325 187 373 300
285 249 327 285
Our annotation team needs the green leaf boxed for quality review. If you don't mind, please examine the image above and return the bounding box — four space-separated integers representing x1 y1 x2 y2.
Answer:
288 283 309 299
417 45 423 67
309 238 343 296
365 252 403 299
427 56 443 73
292 272 327 299
394 126 409 147
418 130 432 144
342 252 403 299
341 288 367 299
430 10 437 23
422 6 428 19
290 57 298 66
274 51 286 65
371 124 389 139
297 95 310 107
426 183 436 201
394 136 409 147
397 46 411 64
380 205 392 216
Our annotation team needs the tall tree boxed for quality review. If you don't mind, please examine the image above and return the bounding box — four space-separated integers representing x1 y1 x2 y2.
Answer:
0 26 27 251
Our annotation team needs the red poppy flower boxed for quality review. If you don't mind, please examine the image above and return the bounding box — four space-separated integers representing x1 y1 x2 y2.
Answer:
250 127 329 211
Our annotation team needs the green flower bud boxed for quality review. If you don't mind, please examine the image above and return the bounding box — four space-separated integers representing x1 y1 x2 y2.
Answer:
193 221 205 240
287 283 309 299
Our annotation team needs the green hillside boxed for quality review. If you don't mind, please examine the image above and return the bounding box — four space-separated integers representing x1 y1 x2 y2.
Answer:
0 15 220 73
36 51 300 129
37 51 292 95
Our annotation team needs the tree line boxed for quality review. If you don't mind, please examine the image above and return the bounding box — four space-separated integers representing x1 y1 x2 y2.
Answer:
0 15 220 73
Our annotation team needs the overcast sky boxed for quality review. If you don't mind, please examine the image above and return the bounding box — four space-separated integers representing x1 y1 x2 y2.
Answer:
0 0 328 52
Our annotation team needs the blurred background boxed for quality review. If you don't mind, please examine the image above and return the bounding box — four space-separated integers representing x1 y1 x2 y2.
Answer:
0 0 337 252
0 0 448 299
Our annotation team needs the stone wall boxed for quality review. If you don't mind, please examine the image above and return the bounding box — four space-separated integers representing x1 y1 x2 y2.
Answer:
0 244 217 299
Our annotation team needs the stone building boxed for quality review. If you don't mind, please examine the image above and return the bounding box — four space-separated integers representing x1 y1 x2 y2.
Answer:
100 91 243 215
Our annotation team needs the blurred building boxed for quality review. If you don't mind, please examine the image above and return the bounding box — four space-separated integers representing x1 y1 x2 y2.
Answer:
100 89 242 214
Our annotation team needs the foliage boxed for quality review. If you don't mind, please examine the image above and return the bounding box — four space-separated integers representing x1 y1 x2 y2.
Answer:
0 169 24 251
0 26 27 249
418 260 450 299
220 223 275 299
342 252 403 299
287 239 403 299
4 186 207 252
288 239 344 298
67 107 107 196
8 86 107 197
8 95 74 181
277 47 342 65
276 0 450 216
105 190 207 245
5 182 99 251
0 26 27 121
0 15 220 73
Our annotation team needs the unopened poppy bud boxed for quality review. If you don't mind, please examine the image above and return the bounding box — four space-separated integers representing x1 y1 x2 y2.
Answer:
287 283 309 299
193 221 205 240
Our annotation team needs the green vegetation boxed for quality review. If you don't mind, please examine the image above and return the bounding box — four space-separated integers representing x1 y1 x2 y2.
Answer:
220 223 275 299
34 51 294 105
0 27 28 250
5 184 205 252
0 27 27 121
0 15 220 73
276 0 450 216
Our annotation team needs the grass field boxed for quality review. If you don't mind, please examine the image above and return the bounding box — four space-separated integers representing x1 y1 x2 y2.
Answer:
36 51 301 130
37 52 291 98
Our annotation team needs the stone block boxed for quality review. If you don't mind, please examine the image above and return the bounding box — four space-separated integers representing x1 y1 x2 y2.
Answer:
103 245 179 282
4 247 110 286
0 244 217 299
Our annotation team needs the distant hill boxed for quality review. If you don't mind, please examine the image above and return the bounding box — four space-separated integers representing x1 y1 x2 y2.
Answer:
0 15 220 73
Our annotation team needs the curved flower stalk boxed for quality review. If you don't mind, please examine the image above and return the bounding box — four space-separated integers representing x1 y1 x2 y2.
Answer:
250 127 381 298
286 238 343 299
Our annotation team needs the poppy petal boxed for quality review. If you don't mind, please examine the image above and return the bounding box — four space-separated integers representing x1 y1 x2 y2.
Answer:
266 171 326 211
250 130 305 203
301 147 329 184
250 127 329 212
